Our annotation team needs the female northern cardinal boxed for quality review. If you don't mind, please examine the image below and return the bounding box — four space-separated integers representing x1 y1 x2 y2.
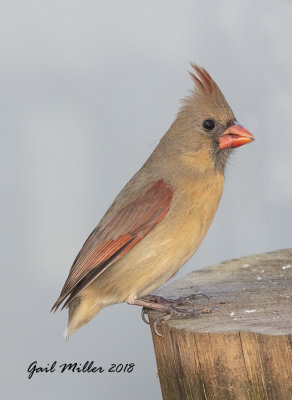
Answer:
52 64 254 338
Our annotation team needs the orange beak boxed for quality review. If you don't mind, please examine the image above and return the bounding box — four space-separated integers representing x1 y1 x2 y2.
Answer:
219 123 254 150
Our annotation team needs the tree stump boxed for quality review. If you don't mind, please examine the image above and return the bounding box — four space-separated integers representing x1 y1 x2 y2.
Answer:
147 249 292 400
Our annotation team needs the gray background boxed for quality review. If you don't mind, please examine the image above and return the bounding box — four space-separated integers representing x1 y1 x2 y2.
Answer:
1 0 292 399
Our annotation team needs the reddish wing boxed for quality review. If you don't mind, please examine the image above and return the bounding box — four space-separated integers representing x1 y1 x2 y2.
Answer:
51 180 173 311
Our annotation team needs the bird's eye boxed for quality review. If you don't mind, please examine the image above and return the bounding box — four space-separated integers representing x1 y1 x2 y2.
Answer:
203 119 215 131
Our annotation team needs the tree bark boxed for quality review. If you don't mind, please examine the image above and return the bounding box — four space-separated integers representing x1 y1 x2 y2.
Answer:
147 249 292 400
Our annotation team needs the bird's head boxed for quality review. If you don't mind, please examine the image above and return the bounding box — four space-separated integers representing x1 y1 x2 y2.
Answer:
164 64 254 173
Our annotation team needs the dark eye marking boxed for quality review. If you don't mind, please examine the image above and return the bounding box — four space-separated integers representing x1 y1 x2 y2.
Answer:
202 119 215 131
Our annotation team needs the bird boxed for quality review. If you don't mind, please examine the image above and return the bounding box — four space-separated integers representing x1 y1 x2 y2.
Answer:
51 64 254 338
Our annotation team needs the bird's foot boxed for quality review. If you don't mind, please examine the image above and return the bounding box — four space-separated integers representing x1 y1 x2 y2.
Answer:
141 293 210 307
152 306 213 337
129 293 212 337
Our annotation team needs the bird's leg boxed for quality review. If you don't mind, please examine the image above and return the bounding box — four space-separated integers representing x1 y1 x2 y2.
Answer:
128 294 213 337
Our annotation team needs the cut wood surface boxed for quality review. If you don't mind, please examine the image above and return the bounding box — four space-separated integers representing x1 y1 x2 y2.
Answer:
147 249 292 400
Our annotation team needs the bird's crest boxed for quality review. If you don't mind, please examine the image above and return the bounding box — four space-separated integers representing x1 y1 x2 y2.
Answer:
179 63 234 121
188 63 219 95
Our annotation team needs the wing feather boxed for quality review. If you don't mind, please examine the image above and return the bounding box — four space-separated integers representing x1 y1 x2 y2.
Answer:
51 179 173 311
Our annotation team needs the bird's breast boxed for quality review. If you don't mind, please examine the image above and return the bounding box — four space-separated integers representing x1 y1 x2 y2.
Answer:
161 172 224 264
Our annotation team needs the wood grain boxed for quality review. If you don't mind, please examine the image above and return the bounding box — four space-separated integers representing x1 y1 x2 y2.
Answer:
147 249 292 400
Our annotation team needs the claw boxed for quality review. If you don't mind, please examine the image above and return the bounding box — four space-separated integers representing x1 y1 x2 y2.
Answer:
153 317 163 337
190 293 210 302
153 314 171 337
141 308 150 324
